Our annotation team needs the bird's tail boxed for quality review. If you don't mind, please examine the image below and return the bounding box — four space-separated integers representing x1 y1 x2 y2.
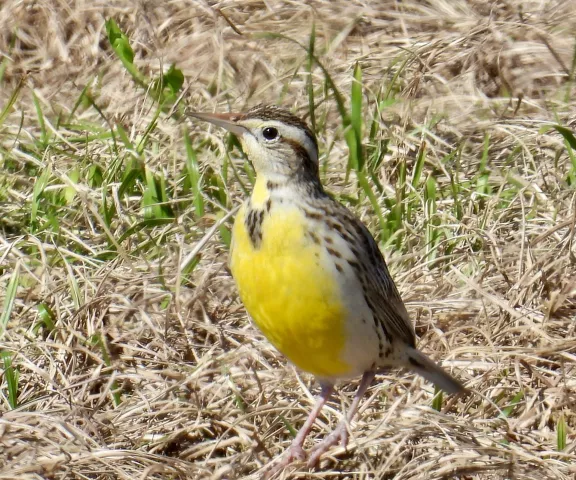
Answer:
406 347 466 394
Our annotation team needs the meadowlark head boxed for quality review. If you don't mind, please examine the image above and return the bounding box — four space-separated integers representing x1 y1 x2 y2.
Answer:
190 104 319 182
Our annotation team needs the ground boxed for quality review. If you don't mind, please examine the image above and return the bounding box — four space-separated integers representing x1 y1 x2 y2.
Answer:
0 1 575 479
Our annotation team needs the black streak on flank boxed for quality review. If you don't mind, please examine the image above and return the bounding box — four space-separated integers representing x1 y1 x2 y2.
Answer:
246 207 264 248
308 231 321 245
364 292 392 343
326 247 342 258
303 209 323 220
329 220 347 238
347 259 360 271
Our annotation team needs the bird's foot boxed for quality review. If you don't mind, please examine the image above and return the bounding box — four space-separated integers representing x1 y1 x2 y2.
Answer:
306 420 348 467
261 443 307 479
262 383 335 479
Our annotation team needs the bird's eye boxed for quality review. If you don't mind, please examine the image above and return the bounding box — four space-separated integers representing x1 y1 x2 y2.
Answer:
262 127 278 141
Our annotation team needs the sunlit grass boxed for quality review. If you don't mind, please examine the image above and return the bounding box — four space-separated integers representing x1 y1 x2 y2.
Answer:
0 2 575 478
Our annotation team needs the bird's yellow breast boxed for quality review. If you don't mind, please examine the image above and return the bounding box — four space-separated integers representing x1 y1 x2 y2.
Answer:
230 202 351 378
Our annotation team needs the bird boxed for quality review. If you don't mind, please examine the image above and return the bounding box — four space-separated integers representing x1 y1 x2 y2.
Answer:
190 104 465 478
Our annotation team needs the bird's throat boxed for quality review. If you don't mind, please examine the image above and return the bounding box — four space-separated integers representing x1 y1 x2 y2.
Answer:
250 175 271 209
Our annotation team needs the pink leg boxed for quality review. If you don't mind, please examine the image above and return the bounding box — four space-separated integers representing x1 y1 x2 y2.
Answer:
307 371 375 467
262 383 334 480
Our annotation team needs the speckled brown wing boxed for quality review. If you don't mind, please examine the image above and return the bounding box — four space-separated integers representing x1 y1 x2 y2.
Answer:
325 200 417 348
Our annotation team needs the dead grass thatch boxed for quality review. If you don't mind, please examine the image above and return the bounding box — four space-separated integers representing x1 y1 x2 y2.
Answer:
1 1 576 479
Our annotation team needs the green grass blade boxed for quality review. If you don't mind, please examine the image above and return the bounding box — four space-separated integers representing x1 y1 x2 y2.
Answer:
498 390 524 418
349 61 364 172
476 132 491 196
67 265 82 310
431 386 443 411
547 125 576 151
116 123 135 152
307 23 316 132
557 414 566 451
63 167 79 205
117 167 141 199
387 157 407 245
32 91 49 147
184 131 204 217
105 19 147 87
67 83 92 124
219 224 232 249
540 124 576 184
344 128 359 179
411 141 427 188
0 262 20 338
140 168 173 220
357 171 386 243
279 413 298 438
369 86 383 143
31 165 52 230
383 55 411 100
405 141 427 224
35 303 56 335
136 115 160 156
0 77 24 128
181 254 201 285
142 167 162 220
424 175 439 262
1 351 19 409
156 169 174 218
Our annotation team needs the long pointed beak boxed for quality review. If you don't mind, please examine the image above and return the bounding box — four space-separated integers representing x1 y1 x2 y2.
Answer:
189 112 247 136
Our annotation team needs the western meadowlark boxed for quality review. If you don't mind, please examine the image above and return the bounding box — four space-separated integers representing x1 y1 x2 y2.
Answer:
190 104 465 478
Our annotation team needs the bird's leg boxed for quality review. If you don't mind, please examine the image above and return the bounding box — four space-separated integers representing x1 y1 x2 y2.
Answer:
307 371 375 467
262 383 334 479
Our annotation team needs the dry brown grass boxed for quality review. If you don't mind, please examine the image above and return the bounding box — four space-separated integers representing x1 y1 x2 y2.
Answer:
1 1 576 479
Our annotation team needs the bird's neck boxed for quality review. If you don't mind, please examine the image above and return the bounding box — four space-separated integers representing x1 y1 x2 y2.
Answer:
249 173 324 209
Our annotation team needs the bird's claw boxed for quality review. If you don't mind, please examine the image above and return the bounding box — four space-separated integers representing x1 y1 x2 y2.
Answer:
306 421 349 467
261 443 307 479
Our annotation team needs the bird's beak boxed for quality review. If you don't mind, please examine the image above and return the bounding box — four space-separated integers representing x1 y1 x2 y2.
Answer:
188 112 248 136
